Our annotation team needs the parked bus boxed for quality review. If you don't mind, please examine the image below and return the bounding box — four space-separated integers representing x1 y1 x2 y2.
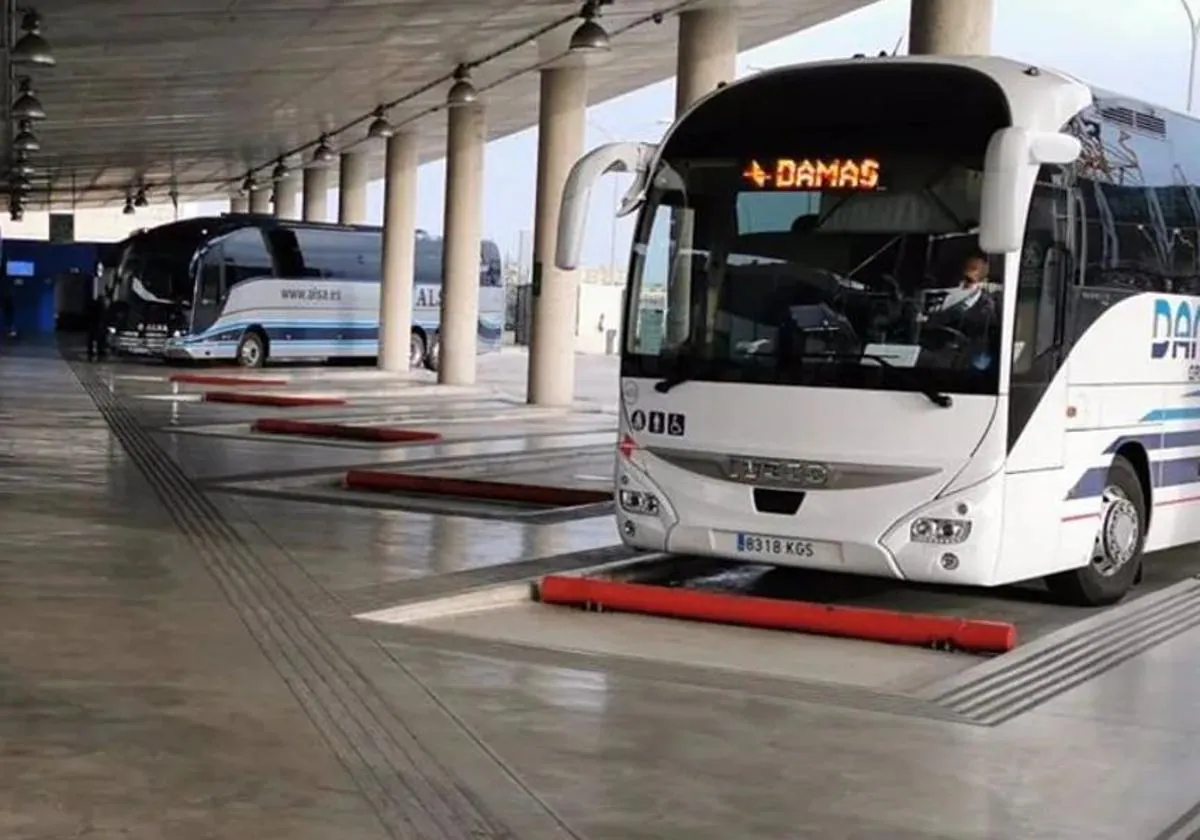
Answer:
556 54 1200 607
106 214 503 368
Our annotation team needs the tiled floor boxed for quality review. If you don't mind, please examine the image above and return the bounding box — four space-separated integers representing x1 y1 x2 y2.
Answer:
4 340 1200 839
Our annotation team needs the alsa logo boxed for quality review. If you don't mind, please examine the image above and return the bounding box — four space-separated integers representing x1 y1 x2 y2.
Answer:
1152 298 1200 360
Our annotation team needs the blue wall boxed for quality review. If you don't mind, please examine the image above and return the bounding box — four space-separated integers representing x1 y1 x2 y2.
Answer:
2 239 101 334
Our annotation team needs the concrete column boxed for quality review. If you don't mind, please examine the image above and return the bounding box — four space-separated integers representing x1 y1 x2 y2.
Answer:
302 166 331 222
669 7 737 346
377 132 419 372
675 6 737 115
437 102 485 386
526 65 587 407
248 187 271 214
274 176 300 220
338 151 369 224
229 195 249 213
908 0 993 55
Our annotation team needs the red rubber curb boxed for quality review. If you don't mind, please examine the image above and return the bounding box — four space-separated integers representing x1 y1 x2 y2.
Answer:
170 373 288 386
343 469 613 507
252 418 443 443
203 391 346 407
535 576 1017 654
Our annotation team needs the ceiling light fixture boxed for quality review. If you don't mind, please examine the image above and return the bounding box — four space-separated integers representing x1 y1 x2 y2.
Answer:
12 120 39 152
310 135 335 165
11 9 55 66
240 173 256 193
10 155 34 177
446 65 478 107
366 107 394 140
11 77 45 120
568 1 611 53
271 159 288 181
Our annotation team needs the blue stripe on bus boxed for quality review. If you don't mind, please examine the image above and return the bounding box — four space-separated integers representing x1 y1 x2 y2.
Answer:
1067 402 1200 500
1102 429 1200 454
181 319 502 345
1140 407 1200 422
1066 455 1200 500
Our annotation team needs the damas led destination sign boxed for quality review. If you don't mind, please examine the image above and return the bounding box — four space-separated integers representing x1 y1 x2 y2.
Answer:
741 157 881 191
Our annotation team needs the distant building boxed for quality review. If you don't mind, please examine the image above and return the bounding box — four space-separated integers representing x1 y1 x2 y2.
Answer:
1 203 190 243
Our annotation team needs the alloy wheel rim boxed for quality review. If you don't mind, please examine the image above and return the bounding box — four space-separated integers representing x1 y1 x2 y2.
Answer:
1091 485 1139 577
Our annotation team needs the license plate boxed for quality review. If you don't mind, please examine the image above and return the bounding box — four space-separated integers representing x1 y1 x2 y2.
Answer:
735 533 816 558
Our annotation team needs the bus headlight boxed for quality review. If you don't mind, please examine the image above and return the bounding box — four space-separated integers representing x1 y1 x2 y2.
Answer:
910 517 972 545
619 489 660 515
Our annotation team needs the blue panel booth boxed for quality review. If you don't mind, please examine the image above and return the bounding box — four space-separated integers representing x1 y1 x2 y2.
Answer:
1 239 102 335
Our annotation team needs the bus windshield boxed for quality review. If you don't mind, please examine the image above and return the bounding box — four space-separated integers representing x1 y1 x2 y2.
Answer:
624 152 1004 397
117 229 203 303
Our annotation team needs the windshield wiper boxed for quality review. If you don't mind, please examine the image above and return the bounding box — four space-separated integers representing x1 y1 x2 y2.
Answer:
654 363 690 393
654 344 698 394
794 351 953 408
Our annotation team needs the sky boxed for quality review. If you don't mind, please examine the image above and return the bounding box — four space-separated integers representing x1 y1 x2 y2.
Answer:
198 0 1200 270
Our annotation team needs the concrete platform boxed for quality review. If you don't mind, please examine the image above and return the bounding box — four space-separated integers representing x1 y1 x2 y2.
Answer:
7 341 1200 840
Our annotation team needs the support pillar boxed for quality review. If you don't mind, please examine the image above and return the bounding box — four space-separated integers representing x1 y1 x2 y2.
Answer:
338 151 369 224
437 102 485 386
526 65 587 407
248 187 271 214
302 166 331 222
675 6 737 115
668 7 737 346
274 176 299 220
908 0 993 55
378 132 419 372
229 195 249 213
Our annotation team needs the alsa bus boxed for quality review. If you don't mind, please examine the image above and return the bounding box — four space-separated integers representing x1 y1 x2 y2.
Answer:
557 54 1200 607
106 215 503 368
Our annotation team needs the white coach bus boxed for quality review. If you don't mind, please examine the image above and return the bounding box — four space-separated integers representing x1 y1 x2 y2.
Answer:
106 215 504 369
556 54 1200 606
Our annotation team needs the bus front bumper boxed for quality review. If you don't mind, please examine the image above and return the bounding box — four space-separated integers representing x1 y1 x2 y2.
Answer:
162 336 203 360
615 450 1005 588
109 329 169 356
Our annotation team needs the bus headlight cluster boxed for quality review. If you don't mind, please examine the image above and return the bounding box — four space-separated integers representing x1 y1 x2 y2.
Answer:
619 489 659 515
910 517 972 545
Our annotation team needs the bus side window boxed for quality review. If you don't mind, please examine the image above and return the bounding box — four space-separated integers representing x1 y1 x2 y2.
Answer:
221 228 274 292
199 246 223 305
1013 184 1069 375
266 229 305 278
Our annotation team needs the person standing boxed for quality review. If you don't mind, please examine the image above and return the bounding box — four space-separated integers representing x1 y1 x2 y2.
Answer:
1 281 14 338
84 290 107 361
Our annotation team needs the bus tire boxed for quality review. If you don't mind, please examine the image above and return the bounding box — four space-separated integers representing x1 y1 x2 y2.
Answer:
1045 454 1146 607
423 333 439 372
409 329 427 370
236 329 268 368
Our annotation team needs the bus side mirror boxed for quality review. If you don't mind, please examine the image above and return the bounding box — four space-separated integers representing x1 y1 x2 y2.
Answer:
556 141 657 271
979 127 1081 254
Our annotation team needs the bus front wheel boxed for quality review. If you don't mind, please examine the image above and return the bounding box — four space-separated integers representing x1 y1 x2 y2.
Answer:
237 330 267 368
1045 454 1146 607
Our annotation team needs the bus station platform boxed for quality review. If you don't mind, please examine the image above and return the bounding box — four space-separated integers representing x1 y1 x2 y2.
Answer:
7 340 1200 839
